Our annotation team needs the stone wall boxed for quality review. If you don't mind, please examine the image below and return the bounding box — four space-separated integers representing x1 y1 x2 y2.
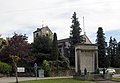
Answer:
49 69 75 77
73 73 112 81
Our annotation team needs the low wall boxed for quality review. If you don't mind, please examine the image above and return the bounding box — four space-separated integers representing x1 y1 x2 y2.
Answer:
115 68 120 74
73 74 112 81
50 69 75 77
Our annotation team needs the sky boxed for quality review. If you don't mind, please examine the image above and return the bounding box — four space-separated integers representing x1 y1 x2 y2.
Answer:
0 0 120 43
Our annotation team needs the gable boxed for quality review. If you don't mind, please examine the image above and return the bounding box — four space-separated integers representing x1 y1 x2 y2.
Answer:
82 34 92 44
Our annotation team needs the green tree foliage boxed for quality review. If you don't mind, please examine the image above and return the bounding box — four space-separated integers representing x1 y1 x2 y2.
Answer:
50 34 70 69
0 37 7 51
31 36 52 63
108 37 120 67
70 12 82 45
108 37 113 57
0 61 11 74
115 42 120 67
49 54 70 70
0 37 8 61
42 60 51 77
117 42 120 55
112 38 117 67
96 27 107 68
32 36 52 53
51 33 59 60
69 12 83 66
59 54 70 69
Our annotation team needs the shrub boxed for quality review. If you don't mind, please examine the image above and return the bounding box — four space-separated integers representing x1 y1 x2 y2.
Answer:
0 61 12 74
42 60 51 77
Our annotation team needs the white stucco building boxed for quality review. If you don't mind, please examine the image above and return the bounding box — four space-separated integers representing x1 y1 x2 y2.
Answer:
33 26 53 41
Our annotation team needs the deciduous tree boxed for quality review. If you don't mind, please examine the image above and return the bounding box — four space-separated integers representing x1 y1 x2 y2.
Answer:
0 33 33 65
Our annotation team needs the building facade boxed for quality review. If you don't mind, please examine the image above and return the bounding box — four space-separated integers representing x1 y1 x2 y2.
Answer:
58 38 70 58
33 26 98 73
58 34 92 57
33 26 53 41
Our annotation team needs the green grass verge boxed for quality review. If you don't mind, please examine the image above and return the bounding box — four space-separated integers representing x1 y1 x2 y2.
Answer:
112 78 120 82
19 78 96 83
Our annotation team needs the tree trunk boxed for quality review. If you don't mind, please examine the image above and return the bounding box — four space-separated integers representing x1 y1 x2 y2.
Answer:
15 63 19 83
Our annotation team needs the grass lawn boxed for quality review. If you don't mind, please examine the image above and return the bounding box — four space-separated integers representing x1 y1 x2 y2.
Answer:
112 78 120 82
19 78 96 83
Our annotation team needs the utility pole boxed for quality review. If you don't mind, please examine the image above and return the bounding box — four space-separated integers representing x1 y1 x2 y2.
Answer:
82 16 86 43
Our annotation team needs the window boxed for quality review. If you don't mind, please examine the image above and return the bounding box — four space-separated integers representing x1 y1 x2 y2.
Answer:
46 34 48 36
36 33 39 37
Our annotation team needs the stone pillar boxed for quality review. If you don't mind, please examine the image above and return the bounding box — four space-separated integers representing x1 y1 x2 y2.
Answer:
95 51 98 70
92 51 94 72
77 50 81 75
75 49 78 73
75 49 81 73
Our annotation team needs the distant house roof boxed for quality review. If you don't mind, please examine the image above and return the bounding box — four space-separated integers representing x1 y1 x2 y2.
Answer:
33 28 41 33
58 34 92 44
58 38 69 43
33 26 53 34
82 34 92 44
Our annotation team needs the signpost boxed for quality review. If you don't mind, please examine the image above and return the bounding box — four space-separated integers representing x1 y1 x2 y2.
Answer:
17 67 25 72
34 63 37 80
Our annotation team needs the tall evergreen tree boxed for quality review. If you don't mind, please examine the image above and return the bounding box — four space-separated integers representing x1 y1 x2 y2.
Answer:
108 37 113 57
113 38 117 56
31 35 52 64
108 37 117 67
51 33 59 60
117 42 120 55
32 36 52 53
69 12 83 66
115 42 120 67
96 27 106 68
70 12 82 45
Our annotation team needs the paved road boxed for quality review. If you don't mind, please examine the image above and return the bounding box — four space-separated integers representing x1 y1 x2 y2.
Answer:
0 76 73 83
96 81 119 83
113 74 120 78
0 77 35 83
96 74 120 83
